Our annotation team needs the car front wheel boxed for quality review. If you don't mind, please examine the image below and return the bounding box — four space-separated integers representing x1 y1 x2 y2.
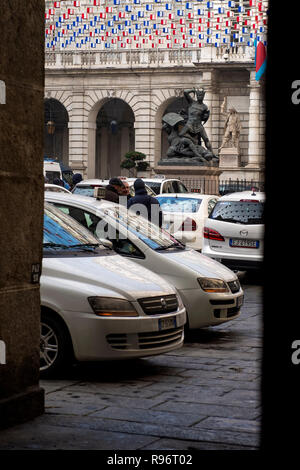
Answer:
40 312 73 378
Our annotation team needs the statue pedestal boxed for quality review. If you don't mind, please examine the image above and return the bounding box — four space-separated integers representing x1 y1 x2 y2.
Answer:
219 147 240 168
154 162 222 195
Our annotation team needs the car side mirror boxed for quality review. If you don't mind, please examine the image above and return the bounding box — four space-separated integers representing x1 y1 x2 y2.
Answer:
99 238 113 250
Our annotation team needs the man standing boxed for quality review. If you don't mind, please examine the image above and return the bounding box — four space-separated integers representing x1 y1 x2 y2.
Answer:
104 177 125 203
119 180 131 202
127 179 163 227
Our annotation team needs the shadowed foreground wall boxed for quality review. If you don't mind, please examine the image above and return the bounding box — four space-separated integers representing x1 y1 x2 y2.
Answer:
0 1 45 427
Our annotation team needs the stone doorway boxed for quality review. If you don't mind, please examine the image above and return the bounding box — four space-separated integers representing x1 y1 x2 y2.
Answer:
95 98 135 179
44 98 69 166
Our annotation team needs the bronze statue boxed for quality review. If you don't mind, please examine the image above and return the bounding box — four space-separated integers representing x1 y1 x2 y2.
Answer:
161 88 218 165
179 88 214 156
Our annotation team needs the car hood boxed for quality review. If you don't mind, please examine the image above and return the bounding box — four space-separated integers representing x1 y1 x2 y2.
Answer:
161 248 237 281
42 253 175 300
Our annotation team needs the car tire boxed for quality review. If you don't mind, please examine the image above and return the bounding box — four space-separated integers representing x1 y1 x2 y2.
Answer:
40 312 73 379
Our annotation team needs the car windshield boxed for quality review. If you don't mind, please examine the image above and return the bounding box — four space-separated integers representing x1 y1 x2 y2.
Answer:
143 181 161 195
209 200 264 225
104 205 185 251
44 203 101 251
157 196 202 213
72 185 96 197
45 171 61 184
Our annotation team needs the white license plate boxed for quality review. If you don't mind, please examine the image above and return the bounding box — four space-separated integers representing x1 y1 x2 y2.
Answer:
159 317 176 331
237 295 244 308
229 238 259 248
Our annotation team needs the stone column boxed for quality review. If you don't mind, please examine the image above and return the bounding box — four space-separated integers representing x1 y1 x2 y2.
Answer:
0 0 45 428
131 93 155 169
87 122 97 178
202 69 219 155
68 88 88 177
246 70 264 169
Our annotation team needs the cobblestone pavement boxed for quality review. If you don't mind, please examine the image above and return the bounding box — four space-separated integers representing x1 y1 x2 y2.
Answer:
0 275 262 450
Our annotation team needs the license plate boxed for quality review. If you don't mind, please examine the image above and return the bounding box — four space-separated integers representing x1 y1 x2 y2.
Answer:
229 238 259 248
159 317 176 331
237 295 244 308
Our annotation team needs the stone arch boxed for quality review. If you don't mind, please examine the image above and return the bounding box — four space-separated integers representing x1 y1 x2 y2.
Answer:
44 97 69 166
87 91 136 178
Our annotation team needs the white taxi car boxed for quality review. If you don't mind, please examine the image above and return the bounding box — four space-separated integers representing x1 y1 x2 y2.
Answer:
141 177 188 195
156 193 219 251
202 190 265 271
72 178 156 198
45 192 244 331
41 203 186 377
44 183 71 194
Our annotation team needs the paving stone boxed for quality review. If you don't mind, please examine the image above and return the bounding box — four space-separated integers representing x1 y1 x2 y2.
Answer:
140 438 250 451
45 389 167 410
194 416 260 433
155 401 261 420
89 406 205 427
0 419 157 450
35 414 260 448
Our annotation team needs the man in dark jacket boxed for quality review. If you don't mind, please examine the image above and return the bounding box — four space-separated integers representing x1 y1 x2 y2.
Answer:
127 178 163 227
104 177 125 203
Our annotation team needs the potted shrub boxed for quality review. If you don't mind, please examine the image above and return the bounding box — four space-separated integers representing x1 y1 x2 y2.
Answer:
120 151 149 177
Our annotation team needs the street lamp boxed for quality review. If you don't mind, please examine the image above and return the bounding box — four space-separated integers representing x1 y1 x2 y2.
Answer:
46 120 55 134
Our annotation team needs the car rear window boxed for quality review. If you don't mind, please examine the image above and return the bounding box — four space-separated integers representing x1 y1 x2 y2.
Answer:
209 200 264 225
157 196 202 213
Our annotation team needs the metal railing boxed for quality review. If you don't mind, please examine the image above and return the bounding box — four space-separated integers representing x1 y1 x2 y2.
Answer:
180 178 264 196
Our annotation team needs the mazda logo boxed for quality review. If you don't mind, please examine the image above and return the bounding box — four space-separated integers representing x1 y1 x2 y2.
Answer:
161 298 167 309
240 230 248 237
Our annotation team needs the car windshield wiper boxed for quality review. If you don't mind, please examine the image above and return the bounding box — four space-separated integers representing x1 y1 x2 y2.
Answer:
43 243 99 251
43 243 70 249
155 243 185 251
69 243 100 251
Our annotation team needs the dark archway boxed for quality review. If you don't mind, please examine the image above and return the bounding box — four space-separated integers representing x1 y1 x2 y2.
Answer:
44 98 69 165
95 98 135 178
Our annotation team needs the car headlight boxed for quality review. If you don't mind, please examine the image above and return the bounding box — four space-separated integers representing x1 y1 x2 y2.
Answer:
198 278 229 293
88 297 138 317
176 292 185 310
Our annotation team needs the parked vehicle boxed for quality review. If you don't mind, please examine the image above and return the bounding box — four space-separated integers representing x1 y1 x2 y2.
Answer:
156 193 219 251
45 192 244 330
141 177 188 195
72 178 156 198
43 159 61 183
44 183 72 194
41 202 186 377
202 190 265 271
43 158 74 187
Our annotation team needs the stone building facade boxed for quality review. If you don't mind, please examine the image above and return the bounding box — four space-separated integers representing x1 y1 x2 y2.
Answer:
44 0 267 184
45 48 265 182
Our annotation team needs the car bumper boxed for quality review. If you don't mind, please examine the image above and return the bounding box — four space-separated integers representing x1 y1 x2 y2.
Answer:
61 307 186 361
178 287 243 329
202 245 263 271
